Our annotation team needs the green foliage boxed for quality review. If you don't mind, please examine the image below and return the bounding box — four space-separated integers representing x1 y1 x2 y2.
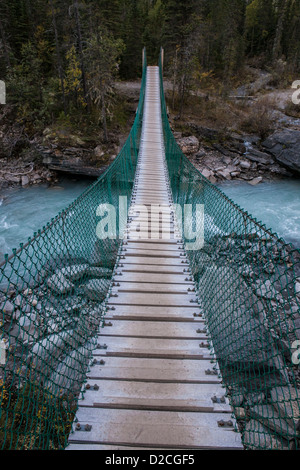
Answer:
1 0 300 131
0 378 76 450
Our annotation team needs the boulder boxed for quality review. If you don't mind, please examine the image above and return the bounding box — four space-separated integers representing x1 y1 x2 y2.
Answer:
84 278 111 301
177 136 199 155
271 386 300 431
58 264 89 282
262 128 300 174
201 169 213 179
250 404 296 440
243 418 288 450
199 266 275 368
240 160 251 170
47 273 75 295
245 148 274 165
248 177 263 186
21 175 29 186
94 145 105 159
1 300 14 316
45 341 94 396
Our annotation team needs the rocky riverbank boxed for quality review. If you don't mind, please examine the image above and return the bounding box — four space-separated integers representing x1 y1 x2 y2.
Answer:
172 124 300 186
0 156 57 191
0 247 117 398
192 231 300 449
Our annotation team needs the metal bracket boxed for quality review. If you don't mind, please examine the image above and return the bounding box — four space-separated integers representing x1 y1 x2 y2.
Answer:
76 423 92 432
205 369 218 376
217 420 233 428
211 395 226 404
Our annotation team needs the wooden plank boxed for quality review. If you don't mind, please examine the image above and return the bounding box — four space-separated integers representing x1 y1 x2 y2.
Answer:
112 283 192 294
122 250 181 259
67 444 169 450
93 336 209 359
108 292 197 307
79 380 231 413
68 408 243 449
120 257 186 266
113 273 192 284
126 238 180 245
123 242 181 251
117 264 187 274
105 305 203 321
86 357 220 384
99 320 205 339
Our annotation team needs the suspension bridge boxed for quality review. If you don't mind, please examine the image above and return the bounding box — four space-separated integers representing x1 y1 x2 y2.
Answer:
0 50 300 451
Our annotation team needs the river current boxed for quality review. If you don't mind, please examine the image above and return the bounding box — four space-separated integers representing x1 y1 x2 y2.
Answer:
0 177 299 262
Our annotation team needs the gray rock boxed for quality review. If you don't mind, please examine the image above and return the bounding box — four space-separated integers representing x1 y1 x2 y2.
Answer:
199 266 274 367
5 175 20 184
84 278 111 301
29 331 73 371
246 149 274 165
58 264 89 282
14 295 23 307
250 404 296 440
47 273 75 295
21 175 29 186
255 280 279 300
86 266 113 278
17 313 41 343
246 392 266 406
1 300 14 316
240 160 251 170
201 169 213 179
248 177 263 186
18 315 32 331
89 239 118 267
262 128 300 174
177 136 199 155
45 341 94 396
293 317 300 340
243 418 288 450
216 168 232 180
94 145 105 158
271 386 300 431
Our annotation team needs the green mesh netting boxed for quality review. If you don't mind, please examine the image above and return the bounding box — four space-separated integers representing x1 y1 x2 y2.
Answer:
0 52 147 450
158 50 300 450
1 47 300 451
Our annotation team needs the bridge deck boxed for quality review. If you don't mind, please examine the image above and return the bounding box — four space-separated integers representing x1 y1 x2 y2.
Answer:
67 67 243 450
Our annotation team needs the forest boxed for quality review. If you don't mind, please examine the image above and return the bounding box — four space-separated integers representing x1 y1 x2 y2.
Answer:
0 0 300 140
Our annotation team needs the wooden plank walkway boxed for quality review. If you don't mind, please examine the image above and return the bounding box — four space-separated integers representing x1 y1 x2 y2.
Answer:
67 66 243 450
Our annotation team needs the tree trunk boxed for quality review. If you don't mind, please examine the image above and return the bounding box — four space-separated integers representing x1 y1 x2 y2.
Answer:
50 0 67 114
74 0 90 111
102 91 108 143
272 0 289 61
0 17 11 69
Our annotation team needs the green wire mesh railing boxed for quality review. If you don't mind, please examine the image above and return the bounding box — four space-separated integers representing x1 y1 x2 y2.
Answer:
159 50 300 450
0 52 147 450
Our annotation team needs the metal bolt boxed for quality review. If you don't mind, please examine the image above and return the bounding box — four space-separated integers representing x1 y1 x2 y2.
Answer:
217 420 233 428
84 424 92 432
76 423 81 431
